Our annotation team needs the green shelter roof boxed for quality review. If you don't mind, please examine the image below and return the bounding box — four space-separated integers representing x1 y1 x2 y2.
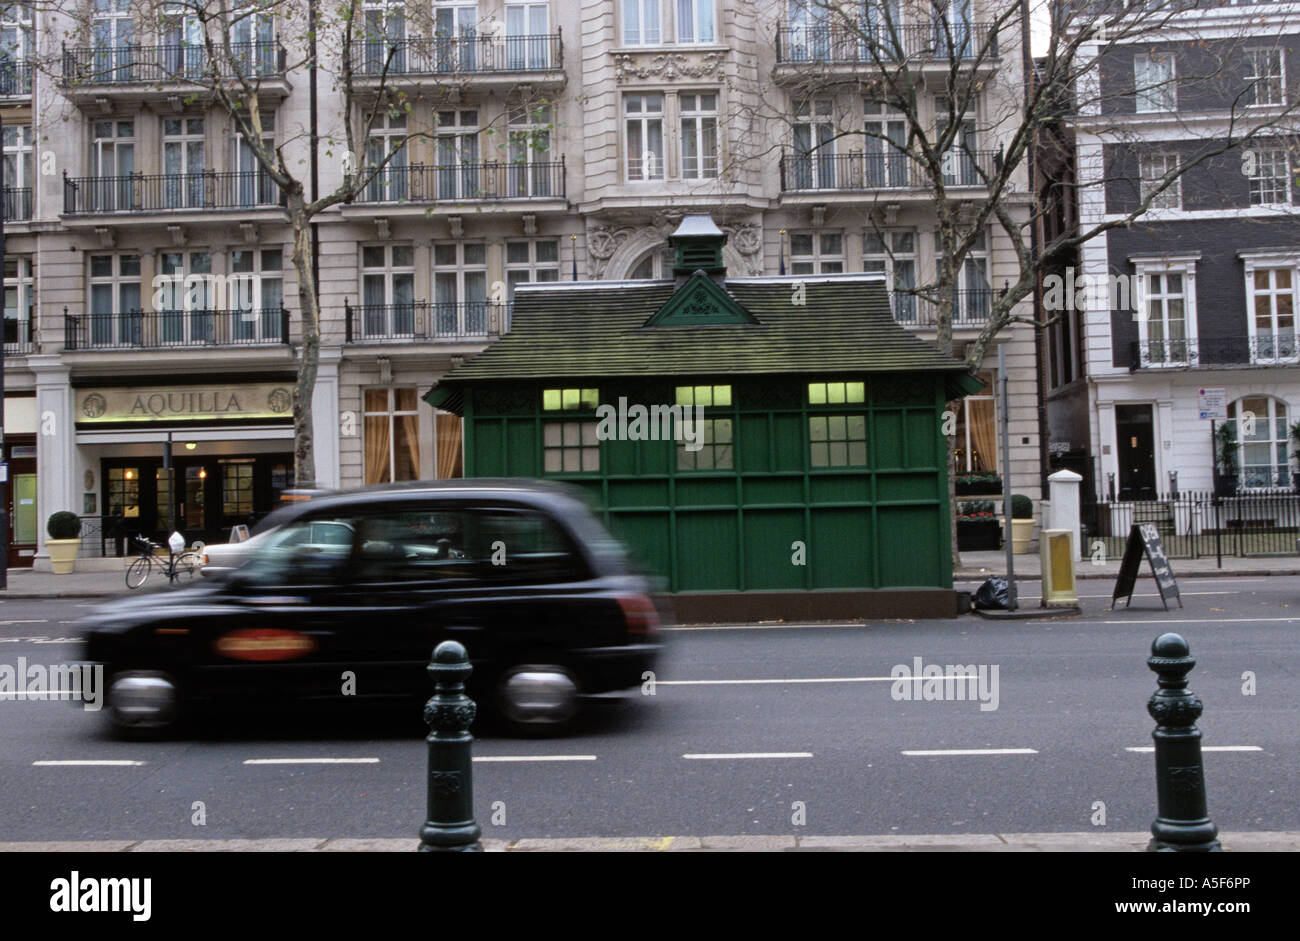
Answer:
428 273 980 412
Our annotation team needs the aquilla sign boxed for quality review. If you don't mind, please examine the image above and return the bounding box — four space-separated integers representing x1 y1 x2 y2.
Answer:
77 383 293 424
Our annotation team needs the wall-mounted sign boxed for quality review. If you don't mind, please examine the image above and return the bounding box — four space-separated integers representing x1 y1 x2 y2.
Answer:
77 384 293 424
1197 388 1226 421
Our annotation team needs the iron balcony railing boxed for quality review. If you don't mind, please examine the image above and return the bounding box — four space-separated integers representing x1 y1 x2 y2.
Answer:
776 20 997 64
354 158 566 203
3 320 35 356
63 171 285 214
1131 335 1300 369
64 308 290 351
345 300 507 343
61 41 286 86
0 56 33 95
351 31 563 76
2 186 32 222
892 289 993 327
780 149 998 192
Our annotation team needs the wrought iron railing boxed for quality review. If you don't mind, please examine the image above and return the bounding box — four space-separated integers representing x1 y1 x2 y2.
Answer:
63 171 285 214
776 20 998 64
61 41 286 85
345 300 506 343
64 308 289 350
780 149 998 192
351 31 563 76
892 289 993 326
353 158 566 203
0 56 33 95
1131 336 1300 369
2 185 32 221
3 320 35 356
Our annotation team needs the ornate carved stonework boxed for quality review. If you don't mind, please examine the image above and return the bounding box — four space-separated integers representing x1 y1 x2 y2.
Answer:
613 51 727 83
721 223 763 276
587 217 764 279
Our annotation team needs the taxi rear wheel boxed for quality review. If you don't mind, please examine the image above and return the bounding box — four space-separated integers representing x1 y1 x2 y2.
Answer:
494 662 580 737
104 670 181 740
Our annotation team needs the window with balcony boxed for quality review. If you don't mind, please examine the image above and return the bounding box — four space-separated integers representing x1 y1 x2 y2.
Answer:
3 255 34 353
364 388 420 484
1246 265 1298 363
505 239 560 301
158 251 213 345
161 2 204 79
229 247 283 342
936 97 979 185
506 104 553 196
785 0 830 60
433 242 489 336
1134 260 1196 366
91 0 134 79
679 92 718 179
791 97 836 188
2 121 32 221
1247 147 1289 205
435 109 480 197
0 1 33 95
86 253 141 347
230 3 276 75
1139 151 1180 209
232 111 277 206
790 231 843 274
935 229 990 323
90 120 135 212
360 244 415 340
162 117 206 208
864 97 908 187
1135 53 1176 112
864 230 916 322
505 2 550 68
362 0 407 73
435 0 478 71
933 0 973 57
1245 48 1283 107
365 111 409 202
624 93 665 181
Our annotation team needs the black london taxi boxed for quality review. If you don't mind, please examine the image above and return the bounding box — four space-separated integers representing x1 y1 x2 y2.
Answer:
81 480 667 737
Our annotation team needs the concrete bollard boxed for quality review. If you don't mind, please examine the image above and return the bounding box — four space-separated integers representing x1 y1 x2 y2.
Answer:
1146 633 1221 852
418 640 483 853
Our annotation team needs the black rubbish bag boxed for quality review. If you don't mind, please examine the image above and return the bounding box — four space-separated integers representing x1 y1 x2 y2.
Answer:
973 576 1010 610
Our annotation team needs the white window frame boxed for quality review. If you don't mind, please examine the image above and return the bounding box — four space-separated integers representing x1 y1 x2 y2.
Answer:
1229 395 1291 490
864 229 916 322
1245 47 1284 107
1247 147 1289 206
622 0 661 46
365 110 408 202
791 97 836 189
2 121 33 217
624 92 665 181
789 231 844 274
675 0 715 44
363 387 422 484
3 254 34 352
1139 151 1180 210
1134 53 1176 113
1240 250 1300 365
435 109 480 198
433 241 489 336
360 243 416 338
228 247 283 341
87 252 142 346
506 104 553 196
679 91 718 179
1132 255 1199 368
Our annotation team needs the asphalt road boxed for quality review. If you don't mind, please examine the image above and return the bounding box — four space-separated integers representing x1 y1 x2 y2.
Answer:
0 577 1295 842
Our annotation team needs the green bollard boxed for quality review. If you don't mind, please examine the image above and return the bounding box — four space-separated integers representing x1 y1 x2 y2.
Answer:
419 640 483 853
1146 633 1221 852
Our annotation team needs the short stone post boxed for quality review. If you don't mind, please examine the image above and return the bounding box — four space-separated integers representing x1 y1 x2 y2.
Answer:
1047 469 1082 561
1146 633 1221 852
419 640 483 853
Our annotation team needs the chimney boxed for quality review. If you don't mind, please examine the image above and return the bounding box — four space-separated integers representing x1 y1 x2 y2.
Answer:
669 214 728 286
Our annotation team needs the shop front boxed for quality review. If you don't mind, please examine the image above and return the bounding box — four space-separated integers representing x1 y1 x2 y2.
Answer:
3 395 39 567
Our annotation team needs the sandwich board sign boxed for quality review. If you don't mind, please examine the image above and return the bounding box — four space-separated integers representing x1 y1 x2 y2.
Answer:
1111 523 1182 611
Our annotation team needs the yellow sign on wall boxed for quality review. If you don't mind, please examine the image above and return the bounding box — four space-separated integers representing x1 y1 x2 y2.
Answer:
76 384 294 424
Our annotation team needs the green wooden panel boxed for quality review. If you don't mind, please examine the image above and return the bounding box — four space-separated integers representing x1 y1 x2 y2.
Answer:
676 511 739 590
905 410 939 467
737 414 770 473
876 473 939 503
809 475 867 504
743 509 806 590
609 511 672 582
607 478 671 508
473 420 505 475
507 419 539 476
741 476 804 506
772 413 805 471
640 436 673 476
810 508 872 588
606 438 638 476
871 411 904 468
676 478 735 507
877 506 941 586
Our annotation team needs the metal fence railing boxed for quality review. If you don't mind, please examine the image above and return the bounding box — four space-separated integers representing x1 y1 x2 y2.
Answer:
65 308 290 351
776 21 998 64
61 41 286 86
2 185 32 222
350 32 563 76
64 171 285 214
345 300 507 343
1086 489 1300 564
0 57 33 95
892 289 993 326
780 149 998 192
353 159 566 203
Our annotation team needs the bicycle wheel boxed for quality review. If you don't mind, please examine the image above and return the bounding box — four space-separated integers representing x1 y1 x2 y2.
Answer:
125 557 152 589
172 552 200 582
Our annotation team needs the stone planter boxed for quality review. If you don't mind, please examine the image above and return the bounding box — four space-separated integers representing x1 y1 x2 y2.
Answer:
998 518 1035 554
46 539 81 575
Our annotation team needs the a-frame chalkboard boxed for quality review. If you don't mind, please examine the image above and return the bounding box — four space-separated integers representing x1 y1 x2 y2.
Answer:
1111 523 1183 611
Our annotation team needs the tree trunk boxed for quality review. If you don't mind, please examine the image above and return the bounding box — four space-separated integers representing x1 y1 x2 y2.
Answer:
289 202 319 488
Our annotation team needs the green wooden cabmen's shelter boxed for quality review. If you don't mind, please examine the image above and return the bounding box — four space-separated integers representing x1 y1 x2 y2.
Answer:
427 216 982 621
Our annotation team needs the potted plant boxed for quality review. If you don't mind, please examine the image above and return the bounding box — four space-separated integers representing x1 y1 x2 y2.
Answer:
1010 493 1035 554
46 511 82 575
956 500 1001 550
1215 423 1239 497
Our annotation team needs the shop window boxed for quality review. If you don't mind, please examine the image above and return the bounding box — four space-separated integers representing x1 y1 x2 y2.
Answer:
542 387 599 410
543 420 599 472
364 387 420 484
222 459 255 517
108 467 140 519
953 372 997 473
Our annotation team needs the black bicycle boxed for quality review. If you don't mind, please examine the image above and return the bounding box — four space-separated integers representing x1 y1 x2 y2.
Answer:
125 535 200 589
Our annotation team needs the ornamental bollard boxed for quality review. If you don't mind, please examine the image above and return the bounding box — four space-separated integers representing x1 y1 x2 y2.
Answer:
419 640 483 853
1146 633 1221 852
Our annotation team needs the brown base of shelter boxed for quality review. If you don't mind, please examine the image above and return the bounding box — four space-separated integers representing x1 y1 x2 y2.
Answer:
669 589 958 625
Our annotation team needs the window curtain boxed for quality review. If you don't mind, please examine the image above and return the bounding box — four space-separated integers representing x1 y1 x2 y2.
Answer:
436 411 464 478
364 413 391 484
967 398 998 473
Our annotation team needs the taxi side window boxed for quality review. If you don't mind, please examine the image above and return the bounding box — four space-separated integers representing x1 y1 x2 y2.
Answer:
243 516 356 585
465 509 587 582
352 510 478 582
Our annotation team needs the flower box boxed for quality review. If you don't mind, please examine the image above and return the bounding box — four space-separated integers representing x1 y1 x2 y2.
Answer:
955 474 1003 496
957 517 1002 551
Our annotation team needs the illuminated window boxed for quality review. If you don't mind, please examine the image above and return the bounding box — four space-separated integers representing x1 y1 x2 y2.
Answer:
674 384 731 407
542 388 599 411
807 381 865 405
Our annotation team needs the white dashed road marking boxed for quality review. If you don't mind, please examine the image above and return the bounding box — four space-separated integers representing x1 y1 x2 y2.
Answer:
33 760 145 767
473 755 598 763
1125 746 1262 753
902 749 1038 757
243 758 380 765
682 752 813 760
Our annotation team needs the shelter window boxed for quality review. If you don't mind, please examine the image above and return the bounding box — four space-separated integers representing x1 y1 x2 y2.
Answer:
809 415 867 468
808 381 865 405
543 421 600 473
542 388 599 411
673 384 731 407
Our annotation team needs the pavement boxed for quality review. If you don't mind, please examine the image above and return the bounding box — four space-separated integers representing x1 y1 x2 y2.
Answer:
2 548 1295 600
2 831 1298 851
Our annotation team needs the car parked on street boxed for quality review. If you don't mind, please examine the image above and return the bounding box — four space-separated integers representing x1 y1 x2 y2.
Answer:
81 480 667 737
199 489 333 579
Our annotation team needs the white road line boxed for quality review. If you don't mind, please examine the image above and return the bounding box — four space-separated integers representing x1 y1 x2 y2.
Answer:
242 758 380 765
901 748 1038 757
659 676 898 686
33 760 144 767
683 752 813 760
1079 591 1238 598
1103 618 1300 624
0 620 48 625
472 755 598 763
662 623 876 632
1125 746 1263 753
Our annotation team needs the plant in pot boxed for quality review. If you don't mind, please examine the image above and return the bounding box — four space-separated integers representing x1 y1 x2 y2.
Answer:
46 511 82 575
1215 422 1239 497
956 500 1000 551
1009 494 1035 554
